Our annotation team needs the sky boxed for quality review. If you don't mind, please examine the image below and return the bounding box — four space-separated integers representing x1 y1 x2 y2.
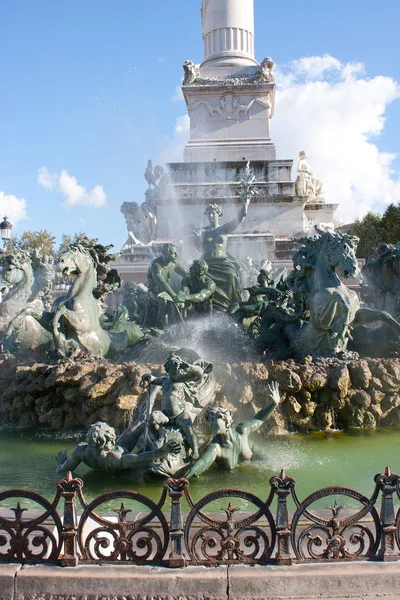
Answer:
0 0 399 250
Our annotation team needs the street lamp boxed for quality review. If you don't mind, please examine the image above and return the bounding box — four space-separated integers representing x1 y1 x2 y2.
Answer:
0 216 13 251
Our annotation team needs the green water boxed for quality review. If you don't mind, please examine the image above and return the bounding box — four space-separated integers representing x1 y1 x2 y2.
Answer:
0 427 399 511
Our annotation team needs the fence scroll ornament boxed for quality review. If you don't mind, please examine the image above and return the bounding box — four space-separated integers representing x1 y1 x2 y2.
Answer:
0 468 400 567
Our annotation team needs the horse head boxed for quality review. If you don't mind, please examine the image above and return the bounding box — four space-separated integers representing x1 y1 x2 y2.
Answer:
58 244 95 278
0 252 33 291
315 226 359 279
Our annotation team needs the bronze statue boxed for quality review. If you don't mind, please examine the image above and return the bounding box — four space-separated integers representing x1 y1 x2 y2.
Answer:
141 354 214 460
56 421 180 473
186 381 280 477
190 163 257 312
178 259 216 316
147 243 187 327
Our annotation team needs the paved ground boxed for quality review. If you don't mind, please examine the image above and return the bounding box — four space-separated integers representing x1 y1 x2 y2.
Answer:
1 561 400 600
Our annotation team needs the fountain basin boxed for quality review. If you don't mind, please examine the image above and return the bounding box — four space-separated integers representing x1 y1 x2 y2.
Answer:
1 356 400 433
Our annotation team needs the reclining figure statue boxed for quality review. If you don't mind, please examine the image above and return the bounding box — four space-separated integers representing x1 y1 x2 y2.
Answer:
186 381 280 477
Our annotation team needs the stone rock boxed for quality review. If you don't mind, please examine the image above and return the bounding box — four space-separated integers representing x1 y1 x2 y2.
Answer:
328 366 350 397
363 411 376 428
370 390 385 405
369 404 383 419
268 363 302 392
348 360 372 388
381 373 400 393
298 365 328 391
263 409 287 434
39 406 64 429
62 387 79 402
79 373 100 393
116 393 141 412
352 407 365 428
23 394 35 408
351 389 371 409
56 362 98 386
86 376 121 399
370 377 383 390
381 393 400 413
298 389 312 404
242 362 269 380
380 406 400 426
382 359 400 381
18 411 38 429
283 396 302 420
302 400 317 417
239 384 253 405
313 405 333 430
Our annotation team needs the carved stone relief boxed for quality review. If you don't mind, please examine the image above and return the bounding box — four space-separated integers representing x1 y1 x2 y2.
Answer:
188 93 270 121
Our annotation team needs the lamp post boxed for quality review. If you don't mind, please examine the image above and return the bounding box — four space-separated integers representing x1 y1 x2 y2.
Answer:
0 216 13 253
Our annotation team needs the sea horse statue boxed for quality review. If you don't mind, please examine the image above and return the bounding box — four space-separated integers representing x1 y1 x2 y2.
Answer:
257 227 400 358
53 237 144 358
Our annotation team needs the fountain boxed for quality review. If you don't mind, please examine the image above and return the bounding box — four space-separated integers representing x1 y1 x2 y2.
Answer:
1 3 400 596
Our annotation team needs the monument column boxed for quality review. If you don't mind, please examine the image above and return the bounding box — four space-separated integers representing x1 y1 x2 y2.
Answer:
201 0 258 67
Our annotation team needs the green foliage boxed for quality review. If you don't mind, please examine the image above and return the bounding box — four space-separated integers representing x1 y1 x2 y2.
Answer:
381 204 400 243
347 203 400 259
347 213 383 260
58 232 86 255
5 230 87 258
5 229 57 257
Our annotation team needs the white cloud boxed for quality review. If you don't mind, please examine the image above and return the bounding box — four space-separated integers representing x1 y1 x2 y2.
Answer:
37 167 107 208
0 191 28 225
163 54 400 223
273 54 400 222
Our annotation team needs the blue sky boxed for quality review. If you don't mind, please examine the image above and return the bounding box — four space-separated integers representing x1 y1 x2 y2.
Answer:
0 0 399 249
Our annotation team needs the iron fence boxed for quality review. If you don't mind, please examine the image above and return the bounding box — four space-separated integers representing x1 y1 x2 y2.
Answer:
0 468 399 567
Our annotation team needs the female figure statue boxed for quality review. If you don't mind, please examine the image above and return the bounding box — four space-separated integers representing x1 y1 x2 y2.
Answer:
191 163 257 311
192 200 248 311
295 151 324 199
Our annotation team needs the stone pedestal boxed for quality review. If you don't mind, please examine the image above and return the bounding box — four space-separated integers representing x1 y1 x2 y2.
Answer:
183 83 276 162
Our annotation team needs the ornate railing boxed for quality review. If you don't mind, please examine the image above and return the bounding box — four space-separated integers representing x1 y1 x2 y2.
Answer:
0 468 400 567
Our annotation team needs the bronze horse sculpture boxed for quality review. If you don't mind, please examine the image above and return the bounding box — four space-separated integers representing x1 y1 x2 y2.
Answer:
53 241 144 358
257 228 400 359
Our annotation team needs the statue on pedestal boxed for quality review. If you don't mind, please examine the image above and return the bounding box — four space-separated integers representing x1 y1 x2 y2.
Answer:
295 151 324 199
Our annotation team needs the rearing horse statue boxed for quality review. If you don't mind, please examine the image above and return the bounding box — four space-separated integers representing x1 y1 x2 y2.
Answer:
53 241 144 358
0 252 35 331
258 228 400 359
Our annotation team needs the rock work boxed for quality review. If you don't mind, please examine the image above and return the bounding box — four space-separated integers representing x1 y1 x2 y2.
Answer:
1 356 400 433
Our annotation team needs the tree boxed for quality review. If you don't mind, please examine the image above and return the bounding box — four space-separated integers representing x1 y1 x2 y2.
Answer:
347 202 400 260
347 213 383 260
4 229 57 257
381 204 400 244
2 230 87 259
58 232 86 255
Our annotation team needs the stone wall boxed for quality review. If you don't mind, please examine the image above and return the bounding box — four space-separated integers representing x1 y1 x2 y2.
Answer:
0 356 400 433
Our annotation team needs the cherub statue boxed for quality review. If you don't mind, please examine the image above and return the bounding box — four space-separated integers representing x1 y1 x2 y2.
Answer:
186 381 280 477
140 353 213 460
56 421 180 473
